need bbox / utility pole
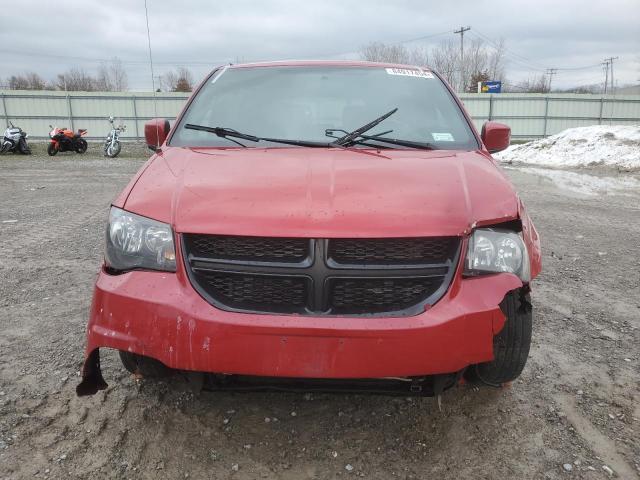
[603,56,619,93]
[602,60,610,94]
[546,68,557,92]
[454,26,471,92]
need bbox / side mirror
[481,121,511,154]
[144,118,171,151]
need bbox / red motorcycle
[47,125,88,156]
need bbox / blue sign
[480,81,502,93]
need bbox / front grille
[183,235,460,317]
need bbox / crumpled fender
[518,197,542,280]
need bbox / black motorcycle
[47,125,88,156]
[1,122,31,154]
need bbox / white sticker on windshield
[385,68,434,79]
[432,132,455,142]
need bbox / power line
[0,48,230,66]
[471,29,607,75]
[555,63,603,71]
[399,30,452,45]
[471,29,547,72]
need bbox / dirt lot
[1,144,638,480]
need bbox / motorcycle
[103,116,126,158]
[47,125,88,156]
[1,122,31,155]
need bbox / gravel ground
[0,145,638,479]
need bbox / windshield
[170,65,478,150]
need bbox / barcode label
[385,68,434,79]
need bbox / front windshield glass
[170,65,478,150]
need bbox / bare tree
[7,72,47,90]
[96,57,128,91]
[429,40,459,86]
[360,42,428,65]
[360,38,507,92]
[56,68,98,91]
[506,75,549,93]
[160,67,194,92]
[486,38,507,82]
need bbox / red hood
[121,147,518,237]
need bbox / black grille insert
[196,271,308,313]
[185,234,309,263]
[183,235,460,317]
[328,237,456,265]
[329,277,444,314]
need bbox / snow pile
[495,125,640,170]
[504,166,640,196]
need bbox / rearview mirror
[481,121,511,154]
[144,118,171,151]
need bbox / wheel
[75,138,88,154]
[106,141,121,158]
[47,143,58,156]
[18,138,31,155]
[472,290,532,386]
[119,351,170,378]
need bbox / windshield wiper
[351,134,434,150]
[331,108,398,146]
[326,128,434,150]
[185,123,331,148]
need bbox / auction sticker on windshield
[432,132,455,142]
[385,68,434,79]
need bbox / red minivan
[78,61,541,397]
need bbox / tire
[473,290,532,386]
[119,351,170,378]
[18,138,31,155]
[47,143,58,156]
[106,141,121,158]
[75,138,88,154]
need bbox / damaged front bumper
[77,268,523,396]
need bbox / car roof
[227,60,433,71]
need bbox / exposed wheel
[106,141,121,158]
[119,351,170,378]
[47,143,58,156]
[75,138,88,154]
[472,290,532,386]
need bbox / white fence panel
[2,90,639,140]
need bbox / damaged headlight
[464,228,530,281]
[105,207,176,272]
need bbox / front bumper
[78,263,523,395]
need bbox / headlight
[105,207,176,272]
[464,228,530,281]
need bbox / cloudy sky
[2,0,638,91]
